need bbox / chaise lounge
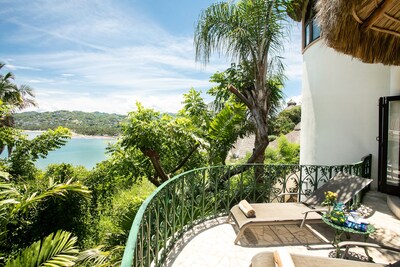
[250,250,385,267]
[227,173,372,244]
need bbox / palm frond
[78,246,124,267]
[0,198,19,206]
[0,62,36,112]
[13,84,37,111]
[77,246,111,266]
[195,0,288,68]
[5,230,78,267]
[208,102,247,163]
[0,183,20,222]
[13,179,90,215]
[0,183,20,198]
[195,2,243,64]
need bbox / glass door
[379,96,400,196]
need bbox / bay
[25,131,115,170]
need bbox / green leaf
[5,230,79,267]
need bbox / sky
[0,0,302,115]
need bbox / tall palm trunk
[195,0,288,194]
[246,58,270,164]
[251,86,269,192]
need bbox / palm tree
[194,0,289,165]
[0,63,37,156]
[0,63,36,113]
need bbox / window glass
[387,101,400,186]
[312,21,320,40]
[303,0,320,49]
[305,22,311,47]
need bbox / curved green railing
[121,155,371,267]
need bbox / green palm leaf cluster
[78,245,124,267]
[0,173,91,266]
[0,63,36,113]
[5,230,78,267]
[195,0,288,67]
[0,63,37,157]
[14,178,91,215]
[208,102,247,164]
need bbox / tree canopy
[194,0,291,165]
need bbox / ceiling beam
[383,12,400,24]
[361,0,396,31]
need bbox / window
[305,22,311,47]
[312,21,320,40]
[303,0,320,49]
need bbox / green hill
[14,111,126,136]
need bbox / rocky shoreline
[23,130,116,140]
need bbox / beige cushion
[273,248,295,267]
[250,251,384,267]
[238,200,256,218]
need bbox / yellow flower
[324,191,338,202]
[322,191,338,207]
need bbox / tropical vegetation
[14,111,125,136]
[194,0,291,164]
[0,63,36,117]
[269,104,301,139]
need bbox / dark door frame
[378,95,400,196]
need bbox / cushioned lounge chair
[250,251,384,267]
[339,241,400,263]
[227,174,372,244]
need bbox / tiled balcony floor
[164,191,400,267]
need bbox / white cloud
[1,0,302,114]
[282,24,302,81]
[2,0,173,51]
[4,63,42,71]
[28,78,55,84]
[25,90,185,114]
[4,37,223,113]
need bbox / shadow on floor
[234,223,329,247]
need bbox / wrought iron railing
[121,155,372,267]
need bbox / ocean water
[25,132,115,170]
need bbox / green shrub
[265,135,300,164]
[96,180,155,247]
[27,164,92,248]
[269,105,301,136]
[268,135,278,142]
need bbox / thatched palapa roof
[315,0,400,65]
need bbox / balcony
[121,155,400,266]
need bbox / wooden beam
[361,0,396,31]
[383,12,400,24]
[371,25,400,37]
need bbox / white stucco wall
[300,41,391,186]
[390,66,400,95]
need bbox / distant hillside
[14,111,126,136]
